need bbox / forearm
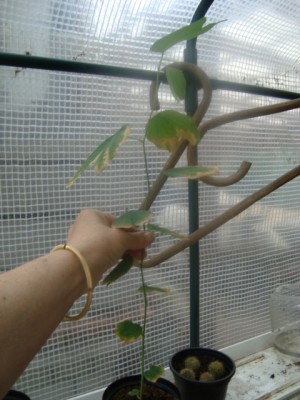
[0,209,154,397]
[0,249,88,397]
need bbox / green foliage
[128,389,140,397]
[165,165,219,179]
[138,285,170,294]
[102,255,134,285]
[150,17,220,53]
[144,365,165,382]
[165,66,186,101]
[147,223,187,239]
[146,110,200,152]
[112,210,152,228]
[115,320,143,343]
[67,125,130,188]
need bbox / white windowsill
[69,332,300,400]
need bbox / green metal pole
[185,0,215,349]
[0,52,160,82]
[184,45,200,348]
[1,52,298,100]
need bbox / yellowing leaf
[165,165,219,179]
[66,125,130,188]
[102,255,134,285]
[146,110,200,152]
[93,125,130,173]
[138,285,170,294]
[112,210,152,228]
[115,320,143,343]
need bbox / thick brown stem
[199,98,300,136]
[200,160,252,187]
[141,63,212,210]
[140,139,189,210]
[142,164,300,268]
[140,64,300,267]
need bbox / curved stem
[140,63,212,210]
[200,160,252,187]
[170,62,212,126]
[143,54,165,197]
[141,164,300,268]
[142,67,300,212]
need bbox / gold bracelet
[51,244,93,321]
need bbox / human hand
[67,209,155,286]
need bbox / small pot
[103,374,181,400]
[170,347,235,400]
[4,390,31,400]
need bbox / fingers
[70,209,155,262]
[124,230,155,250]
[123,231,155,261]
[126,248,145,260]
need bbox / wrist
[51,244,94,321]
[49,248,86,295]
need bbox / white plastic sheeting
[1,0,300,398]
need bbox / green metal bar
[212,79,300,100]
[1,52,299,100]
[185,45,200,348]
[0,52,159,82]
[185,0,215,349]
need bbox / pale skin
[0,209,155,398]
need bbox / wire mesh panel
[1,0,300,399]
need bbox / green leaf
[115,320,143,343]
[102,255,134,285]
[112,210,152,228]
[144,365,165,382]
[166,67,186,101]
[128,389,140,397]
[66,125,130,188]
[138,285,170,294]
[165,165,219,179]
[150,18,221,53]
[146,110,200,152]
[147,223,188,240]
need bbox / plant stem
[139,257,148,399]
[142,131,152,194]
[142,163,300,268]
[139,53,164,399]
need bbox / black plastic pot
[103,374,181,399]
[4,390,31,400]
[170,347,236,400]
